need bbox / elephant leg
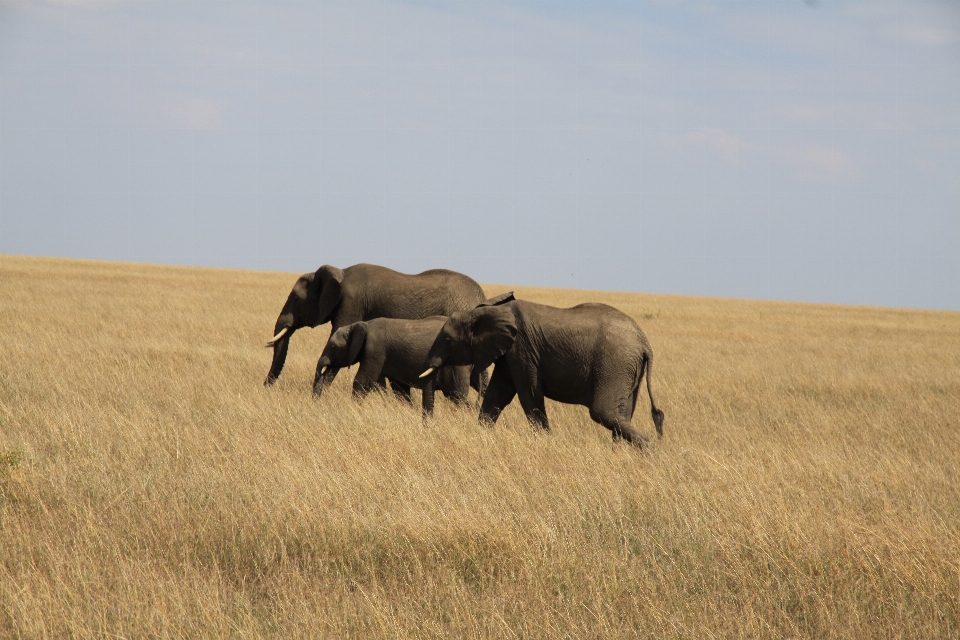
[441,367,471,407]
[590,375,651,446]
[479,364,516,426]
[390,380,413,404]
[353,362,385,398]
[589,404,649,448]
[515,376,549,431]
[313,363,341,398]
[447,389,470,406]
[470,366,489,403]
[353,377,381,397]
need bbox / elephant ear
[315,265,345,325]
[476,291,515,308]
[347,322,367,365]
[470,305,517,370]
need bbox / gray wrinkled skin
[263,263,486,396]
[316,317,473,417]
[424,298,664,447]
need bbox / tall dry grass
[0,254,958,638]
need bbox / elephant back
[414,268,486,311]
[345,266,485,323]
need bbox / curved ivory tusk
[419,367,436,379]
[265,327,289,347]
[320,365,329,376]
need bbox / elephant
[315,316,473,417]
[420,293,664,447]
[264,263,487,397]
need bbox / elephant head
[315,322,367,383]
[264,265,344,385]
[421,304,518,377]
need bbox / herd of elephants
[263,263,664,448]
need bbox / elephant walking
[316,317,473,417]
[421,294,664,447]
[263,263,486,396]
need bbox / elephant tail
[640,350,664,438]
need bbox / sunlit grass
[1,255,958,638]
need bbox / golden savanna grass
[1,254,958,638]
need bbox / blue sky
[1,1,958,309]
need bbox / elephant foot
[478,412,499,428]
[526,408,549,430]
[611,428,650,449]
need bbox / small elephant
[421,293,664,446]
[263,263,487,397]
[316,316,473,417]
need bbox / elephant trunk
[423,353,446,373]
[470,366,489,397]
[264,331,293,386]
[316,355,332,377]
[313,365,339,398]
[420,354,446,379]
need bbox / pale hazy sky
[2,1,958,309]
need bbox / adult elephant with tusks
[421,293,664,447]
[264,263,487,397]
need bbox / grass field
[1,254,958,638]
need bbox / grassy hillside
[1,254,958,638]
